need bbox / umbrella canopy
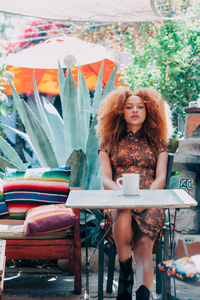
[0,0,163,22]
[0,0,197,22]
[0,36,124,95]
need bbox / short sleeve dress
[99,128,168,250]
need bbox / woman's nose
[132,106,137,112]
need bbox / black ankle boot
[136,285,150,300]
[116,257,133,300]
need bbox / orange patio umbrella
[0,36,123,95]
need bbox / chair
[0,187,82,296]
[158,239,200,300]
[98,153,174,300]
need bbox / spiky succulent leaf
[85,115,100,189]
[0,123,41,167]
[34,77,64,166]
[0,172,4,179]
[92,61,104,115]
[77,68,91,151]
[0,136,25,169]
[21,100,59,167]
[66,149,88,188]
[58,61,66,113]
[62,68,80,157]
[33,76,54,143]
[42,97,66,166]
[103,66,118,98]
[0,155,18,171]
[0,124,32,144]
[10,83,24,124]
[23,149,40,168]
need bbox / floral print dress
[99,129,168,251]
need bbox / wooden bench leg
[0,240,6,300]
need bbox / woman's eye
[138,106,144,109]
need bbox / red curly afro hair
[96,87,168,152]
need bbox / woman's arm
[99,151,121,190]
[134,151,168,213]
[150,151,168,190]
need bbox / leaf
[0,136,25,169]
[93,61,104,115]
[77,68,91,151]
[62,68,81,156]
[79,210,96,225]
[22,149,40,168]
[58,61,66,112]
[0,155,18,171]
[42,97,67,166]
[0,124,32,144]
[33,75,54,144]
[0,172,4,179]
[103,66,118,98]
[21,100,59,168]
[10,83,24,124]
[66,149,88,188]
[85,115,100,189]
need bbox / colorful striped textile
[158,255,200,284]
[0,186,9,218]
[24,204,78,236]
[3,166,71,219]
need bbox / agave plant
[0,61,117,190]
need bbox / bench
[0,207,81,297]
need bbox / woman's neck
[127,125,142,134]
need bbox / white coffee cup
[116,173,139,195]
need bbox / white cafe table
[67,189,197,209]
[67,189,197,300]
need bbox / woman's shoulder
[98,142,110,154]
[158,140,168,153]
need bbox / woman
[96,87,169,300]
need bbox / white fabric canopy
[0,36,129,68]
[0,0,166,22]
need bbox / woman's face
[123,95,146,133]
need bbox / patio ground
[2,260,200,300]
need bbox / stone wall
[172,108,200,235]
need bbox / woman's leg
[112,209,133,261]
[133,222,154,299]
[112,209,134,300]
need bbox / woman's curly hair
[96,87,168,152]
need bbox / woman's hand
[150,151,168,190]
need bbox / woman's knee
[112,210,133,242]
[112,209,132,223]
[133,236,153,258]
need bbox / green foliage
[0,66,12,118]
[0,62,117,190]
[80,209,104,246]
[120,19,200,124]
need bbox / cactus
[0,61,117,189]
[66,149,87,188]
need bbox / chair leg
[162,228,171,300]
[156,239,163,294]
[98,228,104,300]
[106,244,117,293]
